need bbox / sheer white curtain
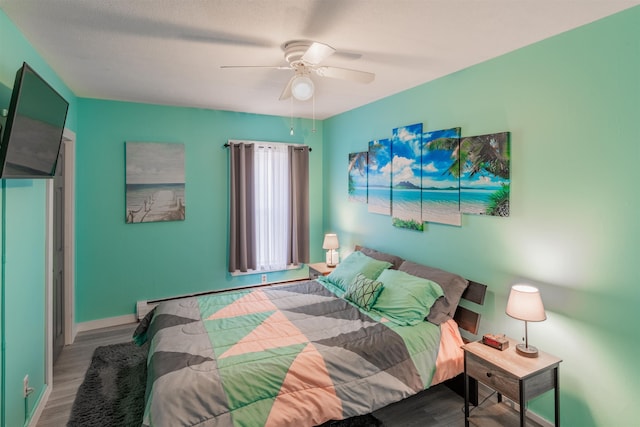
[254,143,290,271]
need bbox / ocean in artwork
[460,188,498,215]
[349,186,368,204]
[391,188,422,222]
[367,187,391,215]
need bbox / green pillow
[344,273,384,310]
[372,269,445,325]
[326,251,392,291]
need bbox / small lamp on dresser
[506,284,547,357]
[322,233,339,267]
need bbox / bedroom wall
[75,99,324,324]
[0,8,78,427]
[323,6,639,427]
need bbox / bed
[134,246,486,427]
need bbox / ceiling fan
[221,40,375,101]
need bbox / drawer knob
[486,372,492,378]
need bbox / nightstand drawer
[466,353,519,401]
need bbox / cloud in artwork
[423,162,437,173]
[391,155,418,185]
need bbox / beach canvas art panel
[126,142,186,223]
[391,123,423,231]
[421,127,462,226]
[367,138,392,215]
[348,152,368,203]
[460,132,510,216]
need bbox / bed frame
[448,280,487,405]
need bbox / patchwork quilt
[134,279,443,427]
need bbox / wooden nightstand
[308,262,335,279]
[463,338,562,427]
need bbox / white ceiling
[1,0,639,119]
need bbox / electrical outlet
[261,274,267,284]
[23,375,29,398]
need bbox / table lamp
[322,233,339,267]
[506,284,547,357]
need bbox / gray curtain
[228,143,256,272]
[288,145,310,264]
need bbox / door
[52,142,66,363]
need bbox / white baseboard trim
[76,314,137,332]
[27,383,51,427]
[501,396,554,427]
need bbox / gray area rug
[69,340,383,427]
[68,341,148,427]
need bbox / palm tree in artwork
[459,133,509,181]
[348,152,368,194]
[426,133,510,216]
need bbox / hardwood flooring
[36,323,138,427]
[36,323,543,427]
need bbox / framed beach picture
[421,127,462,226]
[348,151,368,203]
[367,138,392,216]
[391,123,423,231]
[125,142,186,223]
[460,132,510,216]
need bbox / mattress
[134,279,464,427]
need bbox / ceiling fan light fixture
[291,75,314,101]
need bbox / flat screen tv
[0,62,69,179]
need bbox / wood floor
[36,323,543,427]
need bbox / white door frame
[36,128,76,426]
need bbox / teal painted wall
[1,8,78,427]
[75,99,325,323]
[324,6,640,426]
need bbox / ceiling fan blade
[314,66,375,83]
[279,75,294,100]
[220,65,291,70]
[301,42,336,65]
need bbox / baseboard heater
[135,278,308,321]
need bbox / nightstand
[463,337,562,427]
[308,262,335,279]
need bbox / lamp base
[325,249,338,267]
[515,343,539,358]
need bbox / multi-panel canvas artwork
[348,123,510,229]
[126,142,186,223]
[348,152,368,203]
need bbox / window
[228,141,309,273]
[254,144,289,271]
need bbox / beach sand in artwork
[127,188,185,223]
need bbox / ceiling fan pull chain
[290,96,294,136]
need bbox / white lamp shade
[322,233,339,250]
[291,75,314,101]
[506,284,547,322]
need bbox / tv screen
[0,62,69,179]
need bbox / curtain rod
[223,142,312,152]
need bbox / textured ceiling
[1,0,638,119]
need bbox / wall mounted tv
[0,62,69,179]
